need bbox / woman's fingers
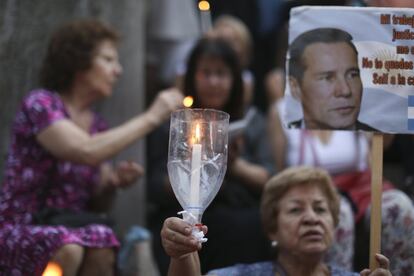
[115,161,145,187]
[163,218,194,243]
[161,217,202,258]
[147,88,184,126]
[375,253,390,270]
[164,226,198,247]
[360,269,371,276]
[118,161,144,175]
[359,254,391,276]
[200,225,208,235]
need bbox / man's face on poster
[291,42,363,129]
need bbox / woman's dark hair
[40,19,120,92]
[288,28,357,83]
[183,37,244,121]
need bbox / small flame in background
[42,262,62,276]
[198,0,210,11]
[183,96,194,108]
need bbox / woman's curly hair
[40,19,119,93]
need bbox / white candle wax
[200,10,212,33]
[198,1,212,34]
[190,143,201,211]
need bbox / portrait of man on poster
[287,27,377,131]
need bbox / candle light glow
[183,96,194,108]
[42,262,62,276]
[198,0,210,11]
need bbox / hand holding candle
[167,109,229,243]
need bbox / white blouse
[284,129,369,175]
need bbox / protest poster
[284,6,414,133]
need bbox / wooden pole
[369,133,383,270]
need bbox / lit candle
[198,0,212,34]
[190,123,202,213]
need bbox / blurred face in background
[214,25,247,68]
[195,55,233,110]
[77,40,122,98]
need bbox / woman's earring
[271,240,278,247]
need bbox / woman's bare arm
[168,252,201,276]
[37,88,183,166]
[161,217,206,276]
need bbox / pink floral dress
[0,90,119,275]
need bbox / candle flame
[198,0,210,11]
[195,124,201,143]
[183,96,194,108]
[42,262,62,276]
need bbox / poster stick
[369,133,383,270]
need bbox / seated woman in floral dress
[0,19,183,275]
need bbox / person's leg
[378,189,414,275]
[79,247,115,276]
[51,244,84,276]
[324,196,355,270]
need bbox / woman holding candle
[147,36,275,274]
[267,72,414,274]
[161,166,392,276]
[0,19,183,275]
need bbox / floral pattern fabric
[0,90,119,275]
[207,261,358,276]
[377,190,414,275]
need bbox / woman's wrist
[171,252,193,260]
[143,109,161,130]
[169,252,201,276]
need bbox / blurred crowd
[146,0,414,275]
[0,0,413,275]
